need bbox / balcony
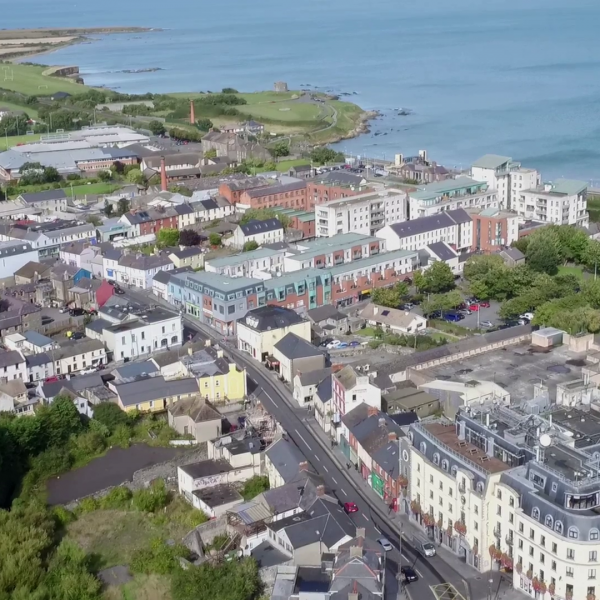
[506,534,514,546]
[493,527,502,538]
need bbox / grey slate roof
[298,367,331,387]
[23,330,54,347]
[20,189,68,204]
[244,180,305,198]
[274,333,322,360]
[307,304,347,323]
[112,361,159,382]
[389,210,469,238]
[0,350,24,368]
[25,352,52,367]
[426,241,457,262]
[500,247,525,261]
[85,317,110,334]
[313,171,364,186]
[371,440,400,479]
[240,218,283,236]
[316,376,332,404]
[446,208,473,224]
[265,438,312,484]
[241,305,305,332]
[169,246,203,259]
[113,376,198,407]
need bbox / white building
[419,241,462,275]
[25,353,55,383]
[514,179,588,227]
[471,154,541,210]
[190,197,234,223]
[376,208,473,254]
[0,350,27,383]
[53,339,106,375]
[360,303,427,335]
[205,246,285,279]
[232,218,284,249]
[59,241,101,269]
[331,365,382,424]
[103,251,174,289]
[101,308,183,361]
[0,241,39,281]
[408,177,498,219]
[315,188,406,237]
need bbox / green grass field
[557,265,585,279]
[588,196,600,223]
[0,132,41,151]
[0,99,39,118]
[69,183,120,196]
[0,63,91,96]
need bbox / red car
[479,301,490,308]
[469,304,480,312]
[344,502,359,514]
[45,376,59,383]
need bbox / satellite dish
[539,433,552,447]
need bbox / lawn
[0,132,41,151]
[103,574,171,600]
[557,265,585,279]
[0,98,39,118]
[0,62,91,96]
[70,183,120,196]
[356,326,380,337]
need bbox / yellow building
[169,247,205,270]
[180,344,247,402]
[109,375,200,413]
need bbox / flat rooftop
[419,342,588,402]
[192,483,242,507]
[547,407,600,447]
[422,423,511,474]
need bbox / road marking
[362,514,369,522]
[374,526,382,533]
[402,554,409,561]
[314,455,321,462]
[323,465,328,472]
[263,390,278,407]
[294,429,313,451]
[341,488,348,495]
[332,477,338,484]
[416,569,423,578]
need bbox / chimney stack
[368,406,379,417]
[190,99,196,125]
[299,461,308,472]
[356,527,366,538]
[316,485,325,497]
[160,156,168,192]
[388,432,397,441]
[349,547,363,559]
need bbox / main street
[121,286,473,600]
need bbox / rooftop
[472,154,513,170]
[240,305,306,332]
[192,483,242,507]
[205,247,280,269]
[410,176,487,202]
[274,333,323,360]
[329,248,417,276]
[179,459,233,479]
[180,271,262,294]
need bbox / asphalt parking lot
[413,299,504,330]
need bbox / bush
[130,538,189,575]
[77,497,100,513]
[72,430,106,458]
[53,505,76,527]
[93,402,130,433]
[109,423,132,448]
[132,479,169,513]
[100,486,132,509]
[240,475,269,500]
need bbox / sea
[6,0,600,181]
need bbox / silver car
[377,537,393,552]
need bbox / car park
[377,537,393,552]
[401,566,418,583]
[468,303,480,312]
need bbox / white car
[326,340,341,349]
[480,320,494,328]
[377,537,393,552]
[519,312,535,321]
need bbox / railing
[505,535,513,545]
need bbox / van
[444,312,463,322]
[413,533,436,557]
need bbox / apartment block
[408,177,499,219]
[467,207,520,252]
[315,188,406,237]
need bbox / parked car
[115,287,125,295]
[41,317,54,325]
[337,342,349,348]
[518,318,529,325]
[59,306,70,314]
[444,313,463,322]
[520,312,535,321]
[70,308,85,316]
[344,502,359,514]
[401,566,418,583]
[45,376,59,383]
[349,341,360,347]
[480,320,494,328]
[70,332,85,340]
[326,340,341,349]
[479,300,491,308]
[377,537,393,552]
[79,367,95,375]
[468,304,480,312]
[425,310,442,319]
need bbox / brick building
[467,207,519,252]
[238,180,307,210]
[218,177,270,205]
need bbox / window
[474,505,478,515]
[420,442,426,453]
[497,490,503,500]
[541,535,545,547]
[540,553,545,564]
[430,491,434,500]
[518,540,523,550]
[545,515,553,529]
[430,475,434,484]
[532,507,540,520]
[590,569,597,580]
[552,542,557,554]
[433,453,440,465]
[567,549,575,560]
[566,567,574,578]
[451,466,457,477]
[439,482,443,491]
[519,523,524,533]
[529,547,534,557]
[497,506,502,516]
[555,521,564,535]
[477,481,484,493]
[551,561,556,571]
[590,551,598,562]
[568,527,579,539]
[530,529,535,540]
[441,459,449,471]
[591,530,599,541]
[509,497,515,508]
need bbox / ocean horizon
[6,0,600,182]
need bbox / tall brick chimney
[160,156,168,191]
[190,99,195,124]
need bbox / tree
[168,184,192,197]
[222,87,239,94]
[169,127,202,142]
[196,118,213,132]
[117,197,131,216]
[583,240,600,272]
[243,240,259,252]
[422,261,455,294]
[86,215,102,227]
[92,403,130,434]
[41,396,83,448]
[412,270,426,292]
[148,120,166,136]
[179,229,201,246]
[555,225,590,263]
[126,168,146,185]
[526,235,560,275]
[204,148,217,159]
[240,208,290,230]
[103,200,114,218]
[157,228,180,247]
[171,557,260,600]
[463,254,504,281]
[209,232,222,246]
[371,286,401,308]
[43,166,61,183]
[97,170,112,182]
[269,140,290,158]
[310,147,345,165]
[240,475,270,500]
